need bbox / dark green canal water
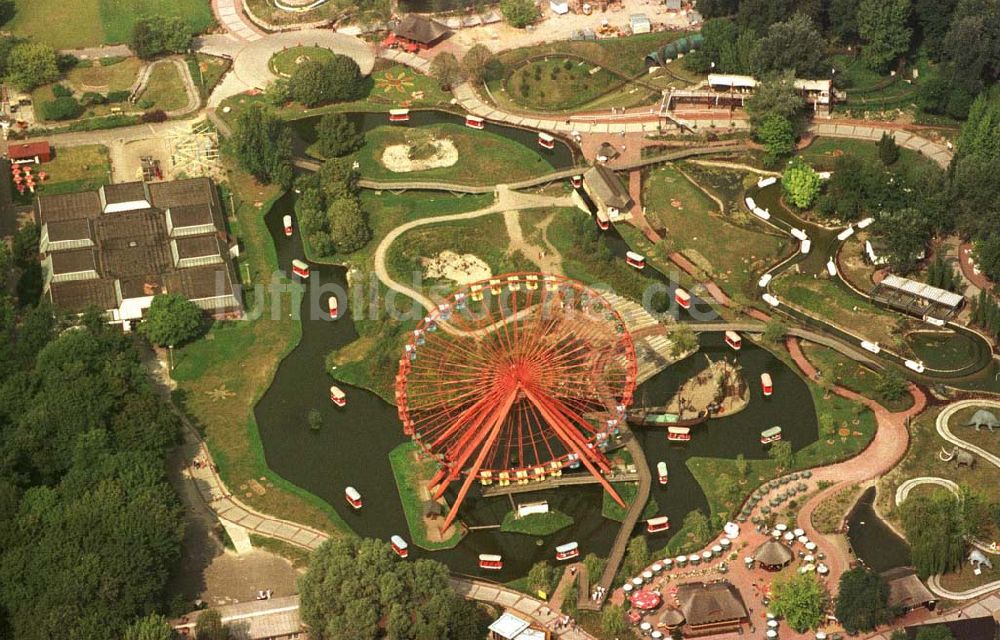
[845,486,911,572]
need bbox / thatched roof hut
[754,539,793,570]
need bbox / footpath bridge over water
[480,470,640,497]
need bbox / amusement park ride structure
[395,273,640,531]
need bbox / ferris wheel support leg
[523,388,626,508]
[440,392,518,532]
[431,391,513,500]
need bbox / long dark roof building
[393,14,450,45]
[676,580,749,635]
[35,178,241,325]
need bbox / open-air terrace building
[675,580,749,636]
[870,273,964,324]
[36,178,242,328]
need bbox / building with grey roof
[35,177,241,326]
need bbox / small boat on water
[571,175,582,188]
[725,330,742,351]
[596,213,610,230]
[465,115,484,129]
[391,535,409,558]
[345,486,363,509]
[657,461,668,485]
[761,373,773,397]
[760,426,782,444]
[330,385,347,407]
[626,251,645,269]
[555,542,579,561]
[328,295,339,319]
[283,215,293,237]
[479,554,503,570]
[758,273,772,288]
[675,288,691,310]
[389,108,410,123]
[667,426,691,442]
[538,132,555,150]
[291,259,310,279]
[647,516,670,534]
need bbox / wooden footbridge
[480,470,639,497]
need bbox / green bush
[106,91,131,104]
[40,97,84,121]
[67,114,143,132]
[80,92,107,106]
[51,84,73,98]
[100,56,128,67]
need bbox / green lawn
[324,191,493,402]
[499,58,620,112]
[221,64,454,126]
[388,443,464,550]
[643,164,791,300]
[352,123,555,186]
[495,31,693,77]
[500,510,574,536]
[189,54,231,100]
[602,481,658,522]
[796,137,938,173]
[21,145,111,201]
[688,381,876,522]
[9,0,214,48]
[67,57,142,92]
[771,272,916,349]
[801,343,914,413]
[137,61,187,111]
[269,46,337,77]
[522,207,656,304]
[246,0,339,25]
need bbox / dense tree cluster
[834,568,893,633]
[295,159,372,256]
[130,16,194,59]
[770,572,828,632]
[315,113,366,159]
[899,488,968,578]
[287,55,366,107]
[229,104,293,188]
[139,293,205,347]
[0,304,183,639]
[299,537,486,639]
[500,0,540,28]
[782,159,823,208]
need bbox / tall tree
[835,568,892,633]
[899,489,966,578]
[124,614,175,640]
[430,52,464,90]
[315,113,365,158]
[754,14,828,77]
[299,537,484,639]
[130,16,192,59]
[500,0,540,28]
[229,104,293,187]
[746,71,806,132]
[827,0,861,41]
[462,44,500,84]
[138,293,204,347]
[914,0,959,61]
[326,197,371,254]
[6,42,59,91]
[782,159,823,208]
[770,573,828,632]
[857,0,913,72]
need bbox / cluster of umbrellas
[746,471,812,517]
[11,163,46,194]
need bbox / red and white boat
[391,535,409,558]
[760,373,773,397]
[345,486,363,509]
[538,132,555,150]
[465,115,485,129]
[283,215,293,237]
[657,461,668,485]
[389,108,410,123]
[646,516,670,534]
[667,426,691,442]
[675,288,691,310]
[571,175,582,188]
[724,330,741,351]
[555,542,579,561]
[291,259,310,279]
[479,554,503,570]
[625,251,645,269]
[596,211,610,230]
[330,385,347,407]
[328,296,339,319]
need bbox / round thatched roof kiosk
[659,606,685,629]
[754,539,793,570]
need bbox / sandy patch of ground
[381,139,458,173]
[422,250,491,285]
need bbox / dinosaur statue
[939,446,977,468]
[970,549,994,570]
[964,409,999,433]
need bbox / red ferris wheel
[395,273,639,531]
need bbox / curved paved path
[895,476,960,505]
[197,30,374,107]
[937,399,1000,469]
